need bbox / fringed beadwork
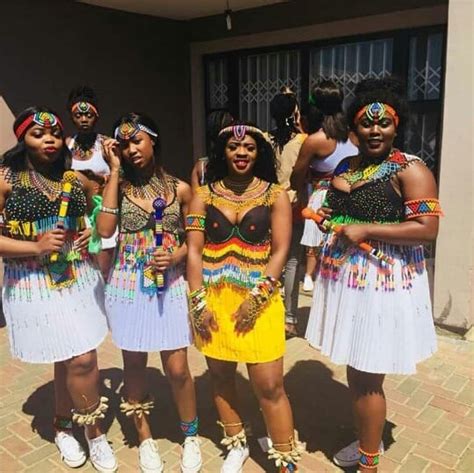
[180,417,199,437]
[404,198,443,219]
[119,395,155,418]
[268,436,304,470]
[217,421,247,450]
[358,448,380,469]
[72,396,109,426]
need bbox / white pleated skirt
[301,188,327,248]
[305,244,437,375]
[3,259,108,364]
[105,265,192,352]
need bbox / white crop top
[311,139,358,174]
[68,134,110,176]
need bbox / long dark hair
[206,121,278,183]
[307,79,348,141]
[269,90,299,151]
[2,106,71,173]
[112,112,173,194]
[206,109,234,150]
[347,77,409,132]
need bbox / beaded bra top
[119,177,184,243]
[4,169,86,224]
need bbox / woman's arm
[290,132,336,192]
[96,139,121,238]
[266,189,292,279]
[341,162,440,246]
[186,193,206,291]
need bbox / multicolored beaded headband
[114,122,158,141]
[354,102,400,127]
[14,112,63,140]
[71,101,99,117]
[218,124,266,141]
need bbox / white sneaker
[302,274,314,292]
[85,433,118,473]
[55,431,87,468]
[181,436,202,473]
[139,438,164,473]
[220,445,250,473]
[333,440,384,467]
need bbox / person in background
[290,80,358,292]
[66,85,115,280]
[268,87,307,337]
[190,110,234,190]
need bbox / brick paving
[0,292,473,472]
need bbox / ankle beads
[268,436,304,471]
[217,421,247,450]
[120,395,155,419]
[72,396,109,426]
[358,448,380,469]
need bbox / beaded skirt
[305,233,437,374]
[194,284,285,363]
[3,249,108,364]
[105,230,192,352]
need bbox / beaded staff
[153,197,167,294]
[301,207,394,265]
[50,171,76,262]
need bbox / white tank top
[311,139,358,174]
[68,134,110,176]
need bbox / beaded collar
[335,149,419,187]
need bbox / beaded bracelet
[100,205,119,215]
[188,286,207,333]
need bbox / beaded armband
[185,213,206,232]
[404,198,443,219]
[188,286,207,333]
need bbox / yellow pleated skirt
[194,284,285,363]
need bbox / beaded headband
[71,101,99,117]
[218,124,266,141]
[14,112,63,140]
[114,122,158,141]
[354,102,400,127]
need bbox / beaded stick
[50,171,76,262]
[153,197,167,294]
[302,207,394,265]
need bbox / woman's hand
[73,228,91,252]
[151,249,175,271]
[194,308,218,342]
[339,224,372,245]
[36,229,66,256]
[103,138,122,172]
[316,206,333,232]
[233,299,256,335]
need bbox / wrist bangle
[100,206,119,215]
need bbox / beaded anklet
[120,395,155,419]
[72,396,109,426]
[358,447,380,469]
[180,416,199,437]
[217,420,247,450]
[53,415,73,432]
[268,436,304,471]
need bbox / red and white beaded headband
[114,121,158,141]
[354,102,400,128]
[14,112,63,140]
[218,124,266,141]
[71,101,99,117]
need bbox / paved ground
[0,293,473,472]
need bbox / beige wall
[0,97,16,155]
[433,0,474,332]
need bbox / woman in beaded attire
[305,78,442,472]
[0,107,117,472]
[97,112,202,473]
[290,80,358,292]
[187,122,303,473]
[66,85,115,279]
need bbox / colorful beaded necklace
[18,169,64,201]
[211,178,270,212]
[338,149,407,187]
[121,175,166,201]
